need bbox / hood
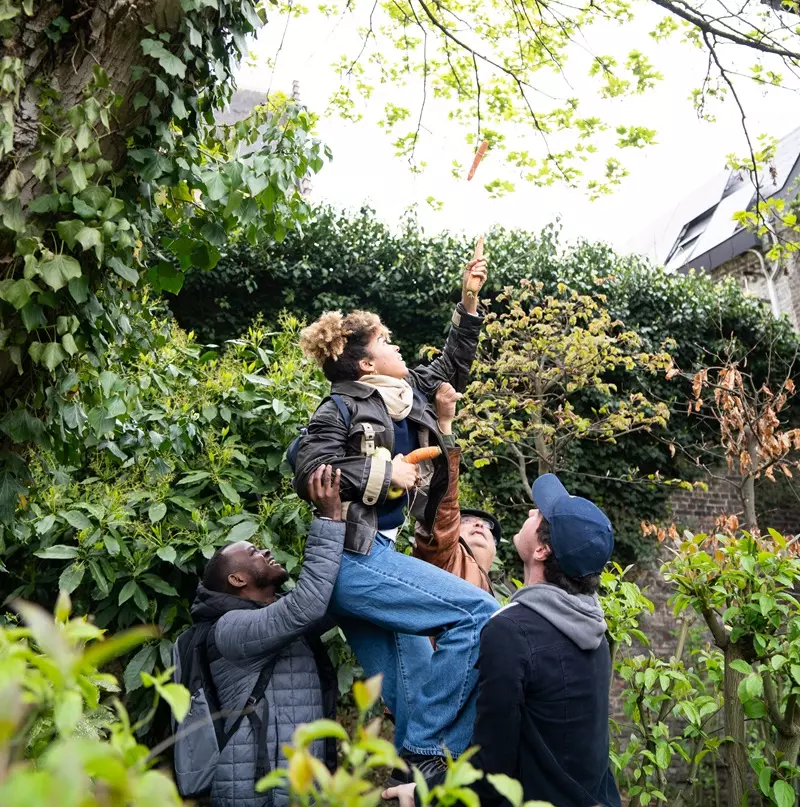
[510,583,608,650]
[190,583,265,623]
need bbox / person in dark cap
[385,472,622,807]
[412,383,500,594]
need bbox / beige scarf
[358,374,414,421]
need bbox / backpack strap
[219,653,279,754]
[329,393,352,429]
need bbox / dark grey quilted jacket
[190,518,345,807]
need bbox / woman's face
[361,329,408,379]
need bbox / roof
[628,125,800,273]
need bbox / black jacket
[424,585,622,807]
[294,304,483,554]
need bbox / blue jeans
[329,534,499,756]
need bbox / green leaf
[171,96,188,119]
[54,690,84,737]
[62,333,78,356]
[109,257,139,284]
[76,226,103,260]
[133,582,149,613]
[148,502,167,523]
[64,510,92,531]
[68,275,89,303]
[103,533,120,556]
[1,199,25,232]
[486,774,523,807]
[39,341,67,371]
[35,545,79,560]
[69,162,88,192]
[56,219,85,248]
[773,780,794,807]
[82,625,158,669]
[141,574,177,597]
[226,520,258,543]
[39,254,82,291]
[729,660,752,675]
[219,480,240,504]
[758,766,772,798]
[124,644,158,692]
[59,562,85,594]
[293,720,350,748]
[158,681,191,722]
[156,545,177,564]
[0,278,41,310]
[118,579,138,605]
[141,38,187,78]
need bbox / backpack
[172,621,278,799]
[286,393,351,473]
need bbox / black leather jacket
[294,304,483,554]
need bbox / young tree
[669,354,800,533]
[460,279,673,499]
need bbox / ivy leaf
[40,342,68,372]
[203,170,227,202]
[56,219,85,248]
[109,257,139,284]
[171,96,188,119]
[0,278,41,310]
[148,502,167,523]
[76,226,103,261]
[141,38,187,78]
[59,562,86,594]
[68,276,89,303]
[39,254,82,291]
[61,333,78,356]
[21,302,46,332]
[69,162,88,192]
[1,198,25,232]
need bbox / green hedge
[171,207,800,563]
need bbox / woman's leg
[329,535,498,756]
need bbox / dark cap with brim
[531,474,614,578]
[459,508,502,546]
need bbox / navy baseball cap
[460,508,502,546]
[531,474,614,578]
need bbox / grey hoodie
[509,582,608,650]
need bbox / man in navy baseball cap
[529,472,614,578]
[384,474,621,807]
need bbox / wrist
[461,295,479,315]
[439,419,453,435]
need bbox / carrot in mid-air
[467,140,488,181]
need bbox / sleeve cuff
[453,302,485,328]
[441,433,457,449]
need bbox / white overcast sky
[237,5,800,254]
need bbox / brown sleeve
[413,446,462,571]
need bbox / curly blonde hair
[300,310,390,380]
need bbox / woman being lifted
[294,248,498,777]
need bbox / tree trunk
[723,643,749,807]
[1,0,182,390]
[740,432,759,534]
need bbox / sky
[236,3,800,256]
